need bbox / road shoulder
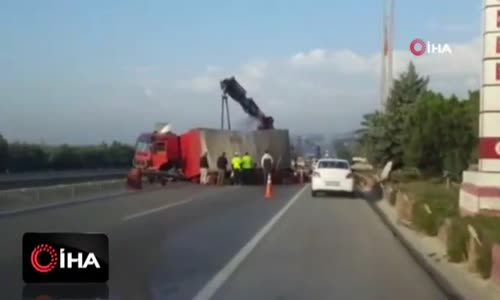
[373,197,500,300]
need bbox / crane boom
[220,76,274,130]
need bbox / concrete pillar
[460,0,500,216]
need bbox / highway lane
[213,187,447,300]
[0,183,448,300]
[0,182,302,300]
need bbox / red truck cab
[133,131,181,173]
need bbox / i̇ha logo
[30,243,101,273]
[410,38,452,56]
[23,232,109,283]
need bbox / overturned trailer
[182,128,292,183]
[132,127,295,185]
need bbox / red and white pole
[460,0,500,216]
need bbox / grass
[390,168,422,183]
[398,179,500,278]
[398,180,459,236]
[468,216,500,278]
[446,217,469,262]
[378,167,500,279]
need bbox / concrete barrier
[466,235,480,273]
[437,218,453,246]
[491,244,500,286]
[395,191,414,226]
[384,185,397,206]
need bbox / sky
[0,0,482,144]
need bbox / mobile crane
[128,76,293,187]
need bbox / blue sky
[0,0,482,144]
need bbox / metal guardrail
[0,170,127,190]
[0,179,127,211]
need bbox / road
[0,183,447,300]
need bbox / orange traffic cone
[265,174,273,199]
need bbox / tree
[51,145,82,170]
[355,59,479,178]
[0,134,8,172]
[384,62,429,167]
[400,90,478,177]
[334,140,353,161]
[7,143,49,172]
[356,111,391,166]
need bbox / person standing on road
[261,150,274,184]
[231,152,242,185]
[199,152,209,184]
[241,152,253,185]
[216,152,228,185]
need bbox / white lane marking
[122,197,197,221]
[122,186,240,221]
[192,184,309,300]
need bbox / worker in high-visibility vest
[241,152,254,185]
[231,152,242,185]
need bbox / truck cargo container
[132,127,294,184]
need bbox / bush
[413,201,442,235]
[445,216,500,278]
[469,216,500,278]
[390,168,422,183]
[401,181,459,236]
[447,218,469,262]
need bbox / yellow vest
[241,155,253,169]
[231,157,242,170]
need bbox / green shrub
[469,216,500,278]
[428,177,445,184]
[390,168,422,183]
[413,201,441,235]
[447,218,468,262]
[476,240,492,279]
[403,181,459,236]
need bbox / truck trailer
[132,126,294,184]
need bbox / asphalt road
[213,188,447,300]
[0,182,301,300]
[0,183,447,300]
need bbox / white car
[311,158,354,197]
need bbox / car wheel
[311,190,317,197]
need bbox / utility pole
[380,0,394,112]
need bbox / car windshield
[135,141,151,152]
[318,160,349,169]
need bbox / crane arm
[220,76,274,130]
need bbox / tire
[311,190,317,197]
